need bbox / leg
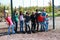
[33,23,36,32]
[37,22,39,31]
[8,26,11,34]
[31,22,34,32]
[28,25,30,32]
[45,23,48,32]
[20,21,22,32]
[15,22,18,33]
[21,21,23,32]
[11,25,15,34]
[40,22,43,32]
[25,22,27,32]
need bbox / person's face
[32,12,35,15]
[43,9,46,12]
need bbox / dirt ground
[0,17,60,40]
[0,29,60,40]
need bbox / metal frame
[52,0,55,29]
[10,0,55,29]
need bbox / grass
[48,13,60,17]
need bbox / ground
[0,17,60,40]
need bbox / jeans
[31,22,36,32]
[8,24,15,34]
[25,22,30,32]
[40,22,45,31]
[36,21,39,31]
[14,21,18,32]
[20,20,24,32]
[45,22,48,31]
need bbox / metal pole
[4,6,5,18]
[52,0,55,29]
[11,0,13,20]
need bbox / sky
[0,0,60,8]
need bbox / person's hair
[39,13,42,16]
[26,12,30,15]
[5,13,9,18]
[26,12,28,14]
[19,11,23,15]
[36,9,38,12]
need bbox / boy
[38,13,45,32]
[35,9,39,31]
[5,13,15,34]
[24,12,31,33]
[45,15,49,32]
[30,12,36,33]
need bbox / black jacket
[30,14,36,22]
[25,15,30,22]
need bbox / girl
[5,13,15,34]
[19,11,24,33]
[14,11,19,33]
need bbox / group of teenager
[5,9,49,34]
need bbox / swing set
[10,0,55,29]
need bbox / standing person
[5,13,15,34]
[30,12,36,33]
[19,11,24,33]
[12,10,16,24]
[14,11,19,33]
[24,12,31,33]
[38,13,45,32]
[35,9,39,31]
[41,8,47,31]
[45,15,49,32]
[42,8,46,18]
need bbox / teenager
[41,8,47,31]
[14,11,19,33]
[19,11,24,33]
[35,9,39,31]
[5,13,15,34]
[38,13,45,32]
[30,12,36,33]
[24,12,31,33]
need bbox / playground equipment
[10,0,55,29]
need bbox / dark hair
[26,12,30,15]
[19,11,23,15]
[36,9,38,12]
[39,13,41,16]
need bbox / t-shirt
[38,16,44,22]
[6,16,13,26]
[45,18,49,23]
[19,15,24,21]
[15,14,18,22]
[42,12,46,21]
[42,12,46,17]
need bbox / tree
[48,0,52,12]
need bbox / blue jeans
[45,22,48,31]
[20,21,24,32]
[8,24,15,34]
[25,22,30,32]
[40,22,45,31]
